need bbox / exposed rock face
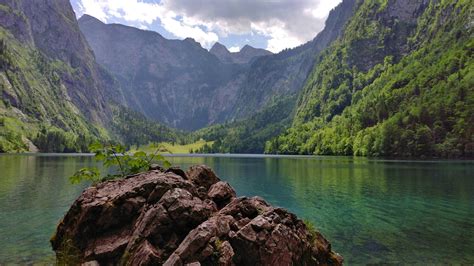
[52,165,342,265]
[0,0,120,124]
[78,0,356,130]
[347,0,430,72]
[78,15,243,130]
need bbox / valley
[0,0,472,158]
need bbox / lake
[0,154,473,264]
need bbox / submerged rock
[51,165,343,265]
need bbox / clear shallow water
[0,154,473,264]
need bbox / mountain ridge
[78,0,356,130]
[79,15,242,130]
[209,42,272,64]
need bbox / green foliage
[33,127,96,153]
[110,104,189,148]
[0,116,30,152]
[69,142,171,185]
[303,219,319,242]
[0,25,189,153]
[69,168,100,185]
[0,26,113,152]
[134,140,213,154]
[268,0,474,158]
[53,238,81,266]
[195,96,295,153]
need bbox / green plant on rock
[69,142,171,184]
[303,219,319,242]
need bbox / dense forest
[195,97,295,153]
[266,0,473,158]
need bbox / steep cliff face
[227,0,358,120]
[79,15,245,130]
[294,0,432,125]
[0,0,180,152]
[193,0,358,154]
[268,0,473,158]
[0,0,120,123]
[0,0,122,151]
[79,0,356,130]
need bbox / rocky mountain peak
[78,14,103,24]
[210,42,230,53]
[210,42,233,63]
[210,42,272,64]
[240,44,254,52]
[238,44,272,59]
[184,37,202,48]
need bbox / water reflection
[0,155,94,264]
[0,155,473,264]
[169,156,474,264]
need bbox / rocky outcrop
[51,165,343,265]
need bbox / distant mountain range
[209,42,273,64]
[77,0,355,131]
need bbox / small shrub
[69,142,171,185]
[303,219,319,242]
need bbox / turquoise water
[0,154,473,264]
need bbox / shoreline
[1,152,473,163]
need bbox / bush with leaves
[69,142,171,185]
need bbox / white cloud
[312,1,341,19]
[77,0,161,23]
[76,0,218,47]
[159,0,343,52]
[77,0,109,21]
[159,14,219,47]
[251,22,302,53]
[228,46,240,53]
[75,0,343,52]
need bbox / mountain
[0,0,182,152]
[78,1,355,130]
[3,0,468,158]
[266,0,473,158]
[0,0,117,152]
[194,0,358,153]
[79,15,246,130]
[226,0,357,121]
[209,42,272,64]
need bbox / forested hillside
[266,0,473,158]
[195,97,295,153]
[0,0,115,152]
[0,0,183,152]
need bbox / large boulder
[51,166,343,265]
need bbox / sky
[70,0,342,53]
